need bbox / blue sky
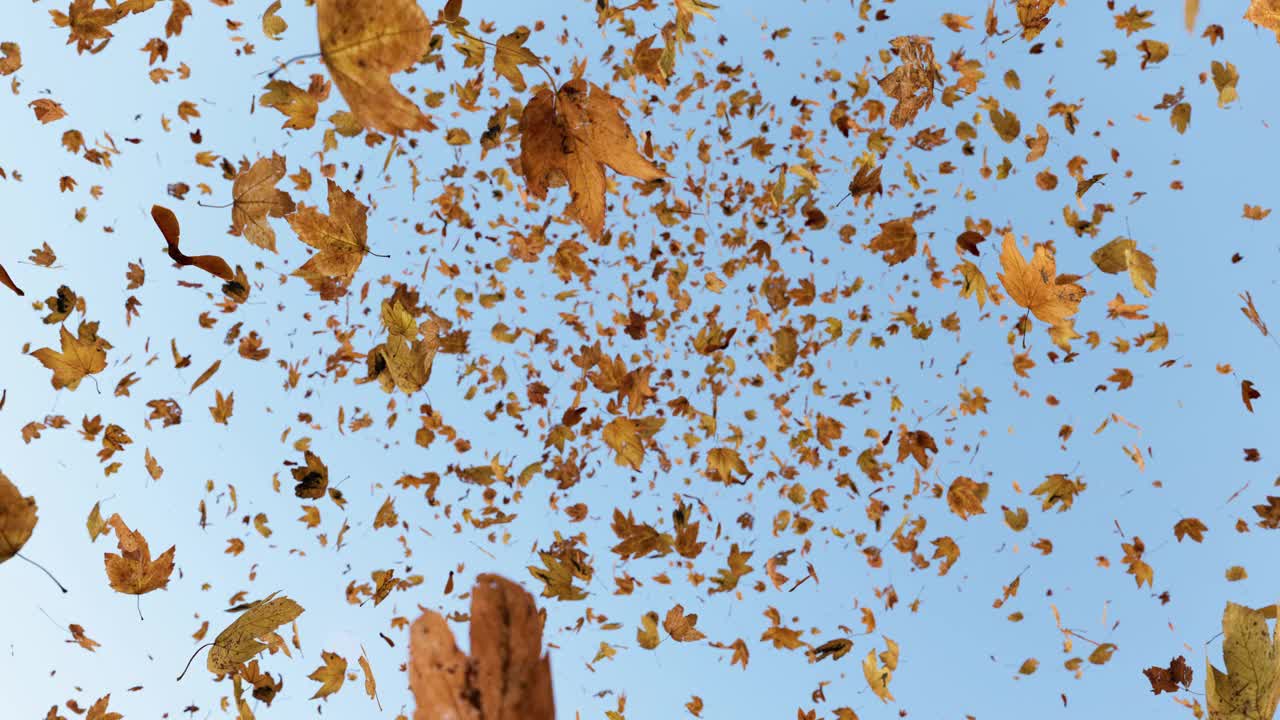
[2,1,1279,719]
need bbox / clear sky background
[2,1,1278,719]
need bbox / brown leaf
[1143,655,1192,694]
[287,179,371,299]
[0,262,23,296]
[0,472,37,563]
[317,0,434,134]
[231,154,296,252]
[998,233,1085,327]
[102,513,175,595]
[519,79,667,239]
[409,573,554,720]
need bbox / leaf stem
[196,200,235,209]
[16,552,67,593]
[176,642,217,681]
[266,51,324,79]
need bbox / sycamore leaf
[1246,0,1280,42]
[1144,655,1192,694]
[601,416,664,470]
[206,591,305,674]
[663,604,707,642]
[103,513,175,595]
[152,205,235,281]
[287,179,372,299]
[1090,237,1157,297]
[32,324,108,391]
[1031,473,1086,512]
[359,650,379,706]
[259,79,320,129]
[519,79,667,239]
[291,450,329,499]
[1207,602,1280,720]
[997,233,1085,326]
[637,611,662,649]
[862,636,899,702]
[494,26,540,91]
[0,472,37,563]
[868,217,918,265]
[231,154,296,252]
[309,650,347,700]
[956,260,989,308]
[317,0,434,134]
[0,41,21,76]
[86,501,107,542]
[1174,517,1207,543]
[409,573,554,720]
[84,695,122,720]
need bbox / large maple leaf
[519,79,667,239]
[996,232,1085,327]
[317,0,434,135]
[287,179,372,299]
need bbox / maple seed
[151,205,235,281]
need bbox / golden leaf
[317,0,434,134]
[1207,602,1280,720]
[997,233,1084,326]
[0,472,37,563]
[102,513,175,595]
[32,324,109,391]
[206,591,305,674]
[409,573,554,720]
[663,604,707,642]
[287,179,371,299]
[519,79,667,238]
[231,154,296,252]
[308,650,347,700]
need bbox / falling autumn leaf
[230,154,296,252]
[316,0,434,134]
[519,79,667,239]
[1207,602,1280,720]
[102,513,175,595]
[287,179,373,299]
[204,591,305,675]
[308,650,347,700]
[0,472,37,563]
[409,573,554,720]
[998,233,1085,327]
[31,324,109,391]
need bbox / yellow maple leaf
[231,154,296,252]
[203,591,305,675]
[32,324,108,391]
[1207,602,1280,720]
[287,179,373,299]
[103,513,175,595]
[0,472,37,563]
[997,233,1085,326]
[317,0,434,134]
[309,650,347,700]
[519,79,667,238]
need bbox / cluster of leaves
[3,0,1280,718]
